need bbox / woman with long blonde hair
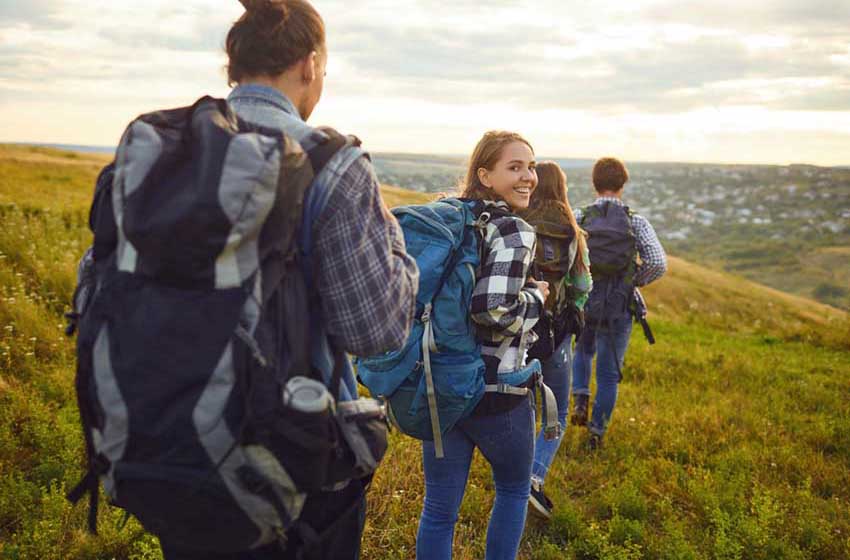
[519,161,592,519]
[416,131,549,559]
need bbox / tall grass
[1,145,848,559]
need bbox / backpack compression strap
[421,209,491,459]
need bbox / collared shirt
[575,196,667,286]
[228,85,419,361]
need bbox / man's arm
[633,215,667,286]
[312,155,419,357]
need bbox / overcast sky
[1,0,849,165]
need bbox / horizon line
[5,141,849,170]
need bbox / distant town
[372,153,850,310]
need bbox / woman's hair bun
[238,0,260,10]
[238,0,287,18]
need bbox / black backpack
[580,201,655,346]
[518,203,584,360]
[66,97,388,553]
[580,201,637,324]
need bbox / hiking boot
[587,433,603,452]
[571,394,589,426]
[528,479,553,520]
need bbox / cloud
[0,0,69,29]
[96,6,233,53]
[325,20,850,114]
[0,0,848,164]
[642,0,850,41]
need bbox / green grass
[1,144,849,559]
[365,319,850,560]
[670,239,850,312]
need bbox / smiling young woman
[460,130,538,211]
[415,131,549,560]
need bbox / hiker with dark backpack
[518,161,592,519]
[571,157,667,450]
[65,1,418,559]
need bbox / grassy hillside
[1,145,848,559]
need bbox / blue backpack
[357,198,559,457]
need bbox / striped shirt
[575,197,667,286]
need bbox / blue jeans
[572,318,633,437]
[532,336,572,484]
[417,396,534,560]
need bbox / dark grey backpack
[581,201,637,324]
[66,97,387,553]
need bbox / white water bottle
[282,376,332,413]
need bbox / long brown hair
[460,131,533,202]
[530,161,588,274]
[226,0,325,86]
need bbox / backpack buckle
[474,212,491,228]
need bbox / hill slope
[1,145,848,559]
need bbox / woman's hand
[529,278,550,302]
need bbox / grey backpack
[66,97,387,553]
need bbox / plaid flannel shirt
[470,202,545,374]
[229,86,418,358]
[311,157,419,355]
[575,197,667,287]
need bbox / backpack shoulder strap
[312,127,361,169]
[580,203,601,224]
[89,163,118,261]
[288,128,354,396]
[298,128,360,269]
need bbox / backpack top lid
[392,197,482,305]
[581,200,636,279]
[112,97,314,291]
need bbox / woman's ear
[477,167,491,188]
[301,51,318,84]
